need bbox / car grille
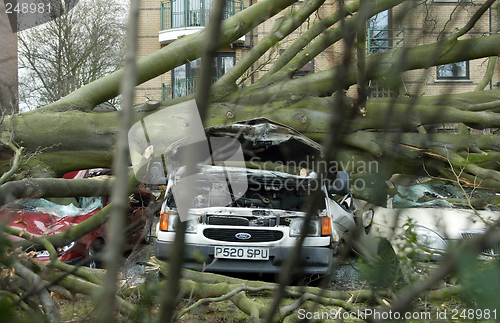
[203,228,284,242]
[207,216,249,226]
[459,230,500,256]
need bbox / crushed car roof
[167,118,324,175]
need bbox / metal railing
[161,0,243,30]
[162,76,219,100]
[367,28,405,97]
[367,28,405,54]
[367,79,398,98]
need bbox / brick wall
[392,0,499,96]
[135,0,162,103]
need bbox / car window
[15,197,104,217]
[393,184,498,209]
[78,196,105,210]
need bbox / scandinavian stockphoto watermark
[248,155,379,192]
[248,155,379,176]
[297,308,497,321]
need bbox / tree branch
[96,0,139,320]
[214,0,326,90]
[475,56,498,91]
[0,141,23,185]
[447,0,496,41]
[261,0,361,80]
[41,0,299,111]
[177,285,274,320]
[0,177,113,206]
[259,0,404,82]
[14,261,60,323]
[233,34,500,104]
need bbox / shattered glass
[15,197,103,217]
[393,184,499,209]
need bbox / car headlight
[409,225,448,251]
[36,250,50,258]
[57,242,75,254]
[290,218,322,237]
[159,212,197,233]
[37,242,75,258]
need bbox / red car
[1,169,154,268]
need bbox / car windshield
[13,196,104,217]
[393,184,499,210]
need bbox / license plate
[214,246,269,260]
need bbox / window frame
[367,9,393,54]
[170,53,236,98]
[171,58,201,98]
[436,61,470,80]
[213,52,236,79]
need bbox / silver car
[352,176,500,280]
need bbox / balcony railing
[161,0,243,30]
[367,28,405,54]
[162,76,219,100]
[367,79,399,98]
[367,28,405,97]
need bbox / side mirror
[327,171,350,196]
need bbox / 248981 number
[451,309,496,320]
[5,2,51,14]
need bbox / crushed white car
[352,177,500,271]
[153,119,356,275]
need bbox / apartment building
[136,0,250,103]
[135,0,500,104]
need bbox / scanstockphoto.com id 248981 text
[297,308,498,321]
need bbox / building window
[161,0,243,30]
[213,53,235,78]
[171,58,201,98]
[366,10,401,98]
[436,61,469,80]
[368,10,391,54]
[170,0,209,28]
[366,10,404,55]
[368,79,398,98]
[167,53,235,99]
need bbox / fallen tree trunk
[0,178,114,206]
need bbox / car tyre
[86,239,104,269]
